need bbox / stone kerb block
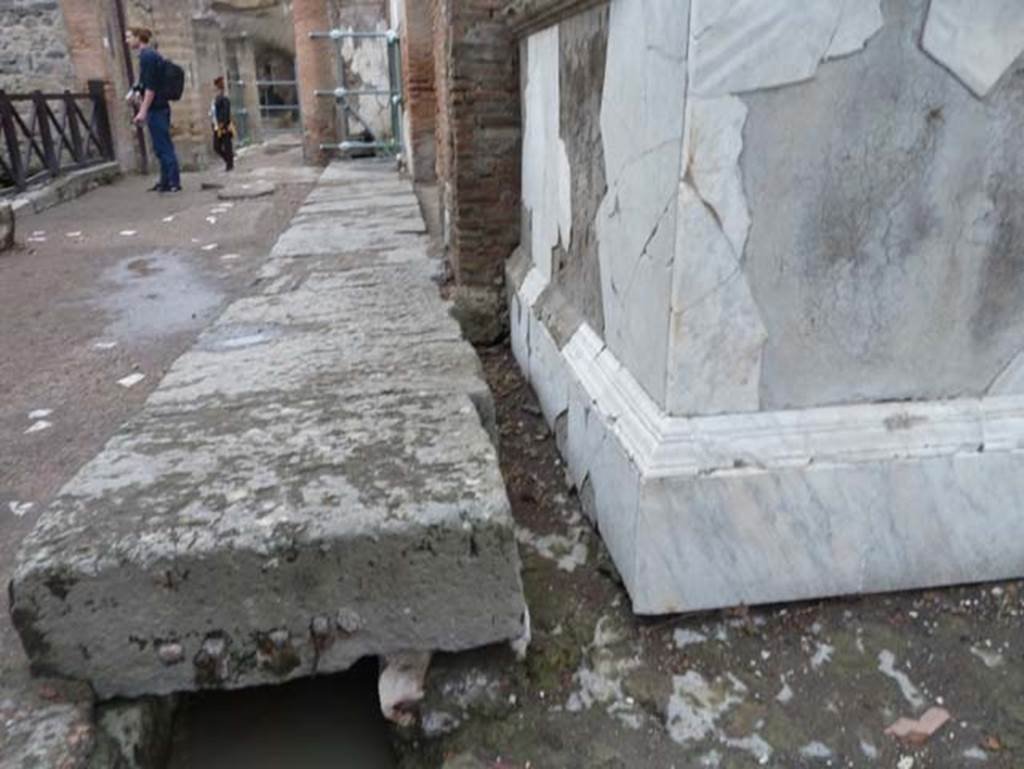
[0,204,14,252]
[9,161,526,698]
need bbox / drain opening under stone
[166,657,397,769]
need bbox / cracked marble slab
[690,0,882,97]
[922,0,1024,97]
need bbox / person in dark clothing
[127,27,181,193]
[210,76,234,172]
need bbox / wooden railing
[0,81,115,193]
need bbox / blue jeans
[147,106,181,189]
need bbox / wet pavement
[0,137,316,764]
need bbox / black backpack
[161,58,186,102]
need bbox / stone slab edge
[8,162,121,216]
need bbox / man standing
[127,27,181,193]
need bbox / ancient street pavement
[3,148,525,766]
[0,138,319,765]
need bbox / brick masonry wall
[0,0,76,93]
[293,0,335,162]
[400,0,436,184]
[58,0,143,172]
[433,0,521,290]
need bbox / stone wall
[509,0,1024,613]
[0,0,76,93]
[193,16,228,138]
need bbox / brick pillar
[431,0,521,341]
[400,0,436,184]
[226,34,263,144]
[58,0,139,171]
[293,0,336,163]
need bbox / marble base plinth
[511,270,1024,614]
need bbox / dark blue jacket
[138,47,169,109]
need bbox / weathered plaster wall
[0,0,76,93]
[326,0,393,142]
[745,0,1024,409]
[552,6,608,336]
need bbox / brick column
[293,0,336,163]
[431,0,521,341]
[226,34,263,144]
[400,0,436,184]
[58,0,139,170]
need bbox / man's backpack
[161,59,186,102]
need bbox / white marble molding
[513,274,1024,612]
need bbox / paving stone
[216,180,276,200]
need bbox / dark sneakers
[158,186,182,194]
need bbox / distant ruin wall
[0,0,76,93]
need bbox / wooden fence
[0,81,115,193]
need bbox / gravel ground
[394,343,1024,769]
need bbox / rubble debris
[885,706,951,745]
[117,373,146,388]
[9,501,34,517]
[878,650,926,708]
[379,652,433,726]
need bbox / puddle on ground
[197,323,285,351]
[98,251,223,340]
[168,658,396,769]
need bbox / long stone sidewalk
[9,161,526,700]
